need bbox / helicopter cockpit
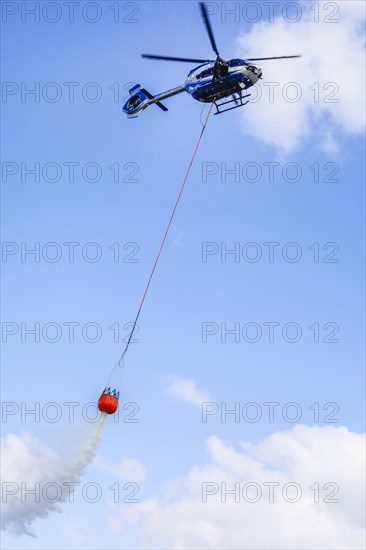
[186,63,214,83]
[187,59,232,82]
[246,64,261,76]
[198,66,215,79]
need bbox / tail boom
[122,84,185,118]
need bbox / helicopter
[122,2,301,117]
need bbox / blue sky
[1,1,365,548]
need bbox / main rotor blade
[199,3,220,57]
[142,54,210,63]
[247,55,302,61]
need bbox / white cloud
[109,425,365,549]
[236,2,365,155]
[95,455,146,483]
[165,376,211,408]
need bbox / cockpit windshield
[247,65,260,75]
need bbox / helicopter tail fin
[122,84,168,118]
[141,88,168,112]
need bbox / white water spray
[1,413,107,536]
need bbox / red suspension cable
[118,102,215,364]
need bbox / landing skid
[214,92,251,115]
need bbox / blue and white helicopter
[122,2,301,117]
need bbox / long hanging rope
[116,102,215,368]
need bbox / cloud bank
[110,425,365,549]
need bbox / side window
[201,69,213,78]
